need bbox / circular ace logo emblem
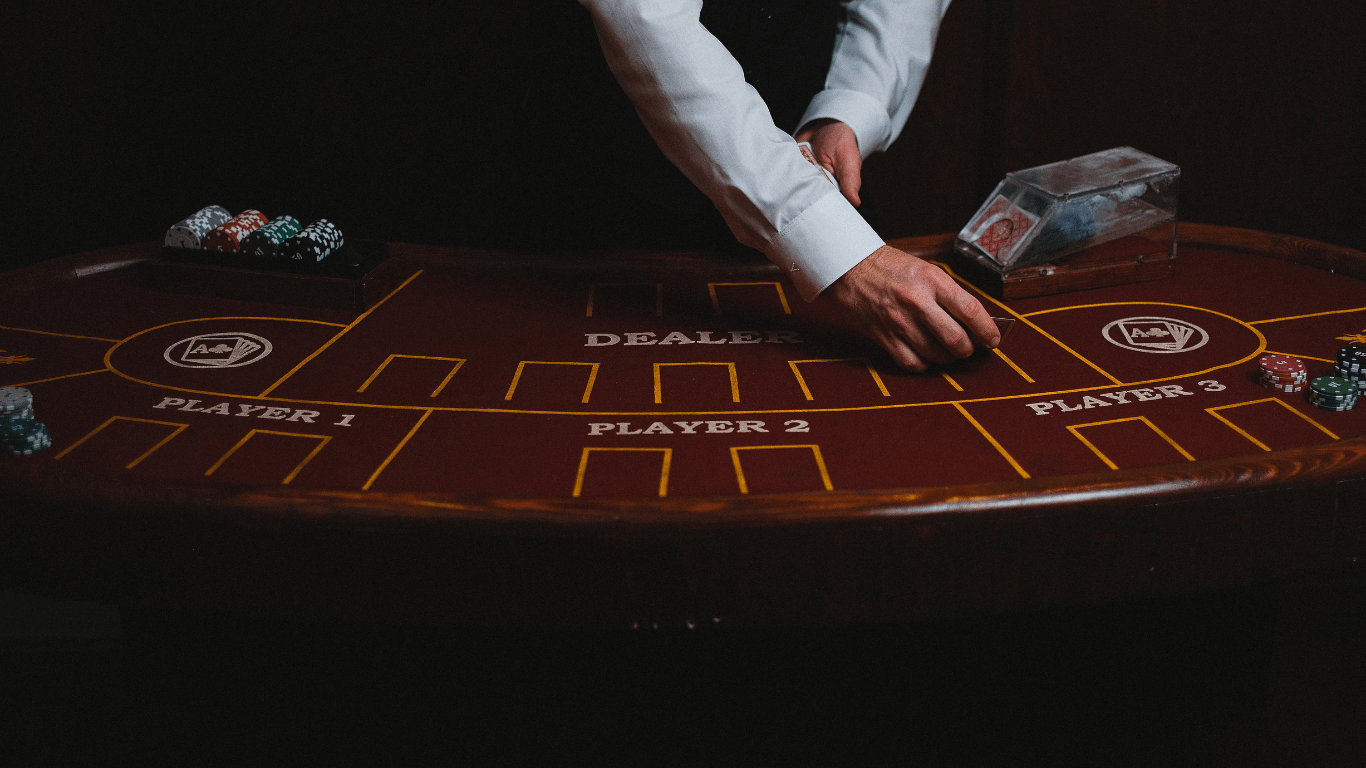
[1103,317,1209,354]
[165,332,273,368]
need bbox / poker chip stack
[239,215,303,257]
[1308,376,1359,411]
[279,219,344,263]
[0,387,51,455]
[1332,346,1366,393]
[202,209,270,252]
[1256,354,1308,393]
[164,205,232,249]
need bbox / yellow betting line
[932,261,1123,386]
[0,324,121,343]
[1248,306,1366,325]
[952,402,1029,478]
[992,348,1034,383]
[362,409,433,491]
[1265,351,1333,364]
[259,270,424,397]
[4,369,110,388]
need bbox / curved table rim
[2,224,1363,625]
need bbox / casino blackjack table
[2,224,1364,628]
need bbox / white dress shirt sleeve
[798,0,953,158]
[579,0,947,301]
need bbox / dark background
[2,1,1364,764]
[3,0,1364,273]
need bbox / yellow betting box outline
[362,409,434,491]
[205,429,332,485]
[1206,398,1339,452]
[940,372,964,392]
[572,447,673,497]
[952,403,1030,478]
[586,283,663,317]
[1066,416,1195,471]
[356,354,466,398]
[101,318,1267,417]
[708,282,792,315]
[506,361,601,403]
[786,358,889,400]
[654,362,739,404]
[992,348,1035,382]
[259,270,424,397]
[54,416,190,469]
[729,444,832,494]
[101,278,1271,416]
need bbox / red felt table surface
[2,225,1364,627]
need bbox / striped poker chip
[0,387,33,415]
[164,205,232,249]
[0,418,50,453]
[1258,368,1300,378]
[1333,367,1366,388]
[1260,371,1307,385]
[1309,390,1356,400]
[202,210,269,253]
[1308,390,1357,404]
[1309,396,1357,411]
[1310,393,1357,405]
[238,215,302,257]
[279,219,344,263]
[1259,354,1306,376]
[0,405,36,422]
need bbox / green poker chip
[1311,376,1356,396]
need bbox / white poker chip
[165,205,231,248]
[0,387,33,414]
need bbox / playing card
[797,141,838,188]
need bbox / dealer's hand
[794,118,862,207]
[824,245,1001,372]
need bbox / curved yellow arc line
[99,307,1268,418]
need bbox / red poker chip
[1258,354,1306,375]
[1256,371,1306,390]
[1260,367,1307,377]
[1258,368,1306,380]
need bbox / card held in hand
[797,141,838,188]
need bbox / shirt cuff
[769,189,886,301]
[796,89,892,159]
